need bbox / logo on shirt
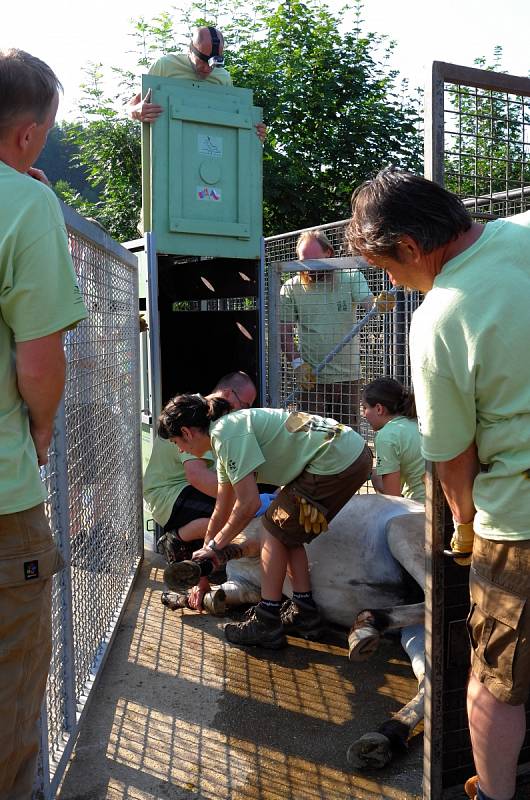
[228,458,237,473]
[337,300,348,311]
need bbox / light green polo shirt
[0,163,87,514]
[143,436,216,527]
[410,210,530,540]
[210,408,365,486]
[280,270,372,381]
[149,53,232,87]
[375,416,425,503]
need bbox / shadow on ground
[57,551,423,800]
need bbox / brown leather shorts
[262,445,372,547]
[467,535,530,705]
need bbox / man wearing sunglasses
[128,26,266,140]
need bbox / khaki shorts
[262,445,372,547]
[467,535,530,705]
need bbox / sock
[258,598,282,616]
[293,591,316,607]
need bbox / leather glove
[449,520,474,566]
[292,359,317,391]
[374,291,396,313]
[297,496,328,535]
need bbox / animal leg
[348,604,424,661]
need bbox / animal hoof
[202,589,227,616]
[348,623,381,661]
[347,732,392,770]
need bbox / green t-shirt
[210,408,365,486]
[375,416,425,503]
[0,163,87,514]
[143,436,215,527]
[149,53,232,87]
[410,211,530,540]
[280,270,372,381]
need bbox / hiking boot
[224,605,287,649]
[464,775,479,799]
[281,598,323,640]
[163,559,201,592]
[157,531,195,564]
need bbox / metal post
[145,232,162,432]
[267,261,282,408]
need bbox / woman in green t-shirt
[361,378,425,504]
[158,393,372,649]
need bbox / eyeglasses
[231,388,251,409]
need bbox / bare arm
[184,459,218,498]
[280,322,300,362]
[380,471,402,497]
[204,475,261,550]
[435,441,479,523]
[16,333,66,466]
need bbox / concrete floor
[56,550,423,800]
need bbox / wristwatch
[207,540,219,552]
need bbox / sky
[2,0,529,121]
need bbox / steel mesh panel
[264,223,421,445]
[37,217,143,794]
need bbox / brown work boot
[464,775,479,799]
[281,598,323,640]
[224,605,287,649]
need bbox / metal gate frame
[424,61,530,799]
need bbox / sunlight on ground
[107,699,416,800]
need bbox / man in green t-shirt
[0,49,87,797]
[349,166,530,800]
[128,26,266,141]
[280,230,373,428]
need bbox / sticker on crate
[198,135,222,158]
[197,186,222,201]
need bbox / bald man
[129,26,266,140]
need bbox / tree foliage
[62,0,422,240]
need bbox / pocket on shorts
[466,568,525,687]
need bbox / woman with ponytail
[361,377,425,503]
[158,396,372,649]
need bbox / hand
[449,520,474,566]
[30,423,54,467]
[192,544,221,566]
[27,167,51,186]
[293,360,317,391]
[188,578,210,611]
[255,122,267,143]
[374,290,396,314]
[130,89,163,123]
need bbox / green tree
[67,1,422,240]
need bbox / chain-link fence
[264,224,421,444]
[34,207,143,799]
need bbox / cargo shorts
[466,534,530,705]
[262,444,372,547]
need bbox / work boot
[157,531,195,564]
[163,559,201,592]
[224,605,287,649]
[281,598,323,640]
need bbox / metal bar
[267,261,282,408]
[433,60,530,96]
[425,62,446,185]
[145,232,162,430]
[258,237,266,406]
[60,202,137,268]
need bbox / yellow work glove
[374,291,396,314]
[292,358,317,391]
[450,521,474,566]
[297,496,328,535]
